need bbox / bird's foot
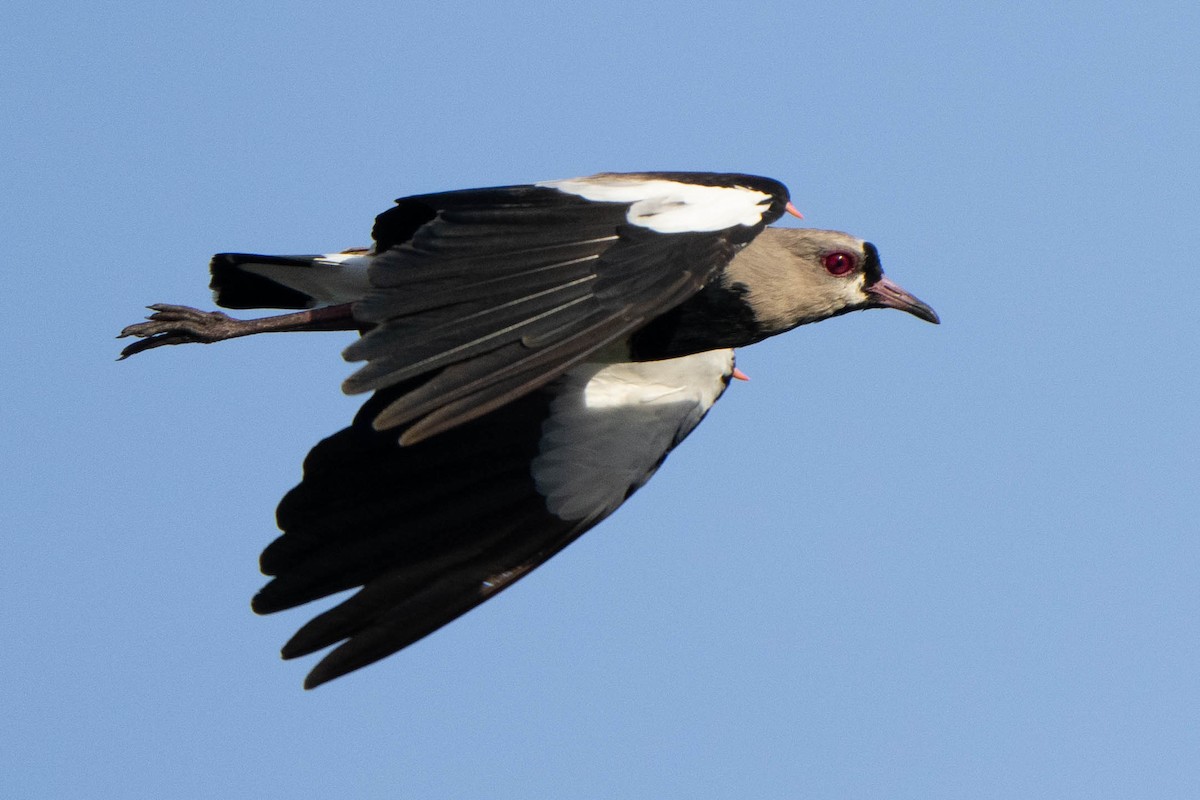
[117,304,247,359]
[117,302,361,360]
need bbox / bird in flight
[119,172,939,688]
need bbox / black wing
[253,349,736,689]
[342,172,788,444]
[252,385,585,689]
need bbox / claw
[117,333,196,360]
[116,304,241,359]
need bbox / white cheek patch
[843,273,869,308]
[531,350,734,522]
[539,176,773,234]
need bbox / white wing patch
[241,252,373,306]
[539,175,774,234]
[531,349,735,522]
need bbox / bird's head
[728,227,939,335]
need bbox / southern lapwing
[119,172,938,688]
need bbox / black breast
[629,276,766,360]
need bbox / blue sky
[4,1,1198,797]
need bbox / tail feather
[209,251,373,310]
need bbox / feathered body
[120,171,938,687]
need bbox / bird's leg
[117,303,359,360]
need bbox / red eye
[823,251,857,276]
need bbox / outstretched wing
[343,172,788,444]
[253,350,735,688]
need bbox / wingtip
[300,652,352,690]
